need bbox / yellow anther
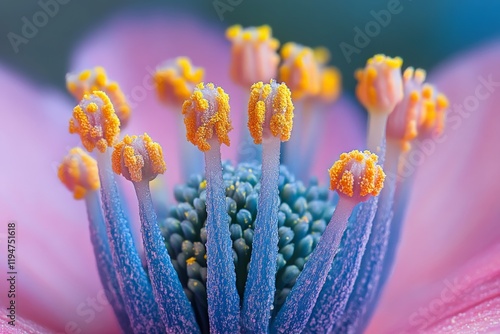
[414,68,426,83]
[154,57,205,107]
[186,257,197,265]
[313,47,331,65]
[421,84,434,99]
[225,25,242,40]
[69,91,120,153]
[112,133,166,183]
[256,25,271,41]
[279,42,321,100]
[418,88,449,138]
[226,24,280,87]
[78,70,92,81]
[182,83,232,151]
[66,67,131,127]
[247,80,294,144]
[356,54,404,114]
[329,150,385,202]
[280,43,294,60]
[58,147,100,200]
[86,102,98,113]
[318,66,341,103]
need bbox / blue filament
[331,145,398,333]
[84,190,132,333]
[304,195,379,332]
[241,138,282,333]
[96,153,163,333]
[271,197,356,334]
[134,181,201,333]
[203,142,241,333]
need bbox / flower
[1,9,500,334]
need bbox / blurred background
[1,0,499,92]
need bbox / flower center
[158,161,334,327]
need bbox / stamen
[226,25,280,88]
[154,57,205,178]
[247,80,294,143]
[242,80,294,332]
[329,150,385,202]
[69,91,120,153]
[154,57,204,106]
[58,148,132,332]
[336,87,448,333]
[69,92,163,332]
[112,134,166,183]
[386,67,427,152]
[66,67,131,127]
[183,83,240,333]
[182,83,232,151]
[355,54,404,153]
[113,134,200,333]
[333,84,442,331]
[279,43,321,100]
[272,150,385,334]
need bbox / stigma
[182,82,232,151]
[328,150,385,202]
[69,91,121,153]
[112,133,167,183]
[247,80,294,144]
[58,147,100,199]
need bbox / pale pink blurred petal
[310,96,366,182]
[0,64,119,333]
[368,40,500,332]
[70,10,244,192]
[374,242,500,333]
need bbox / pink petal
[0,64,119,333]
[70,10,244,192]
[1,309,52,334]
[368,40,500,332]
[375,242,500,333]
